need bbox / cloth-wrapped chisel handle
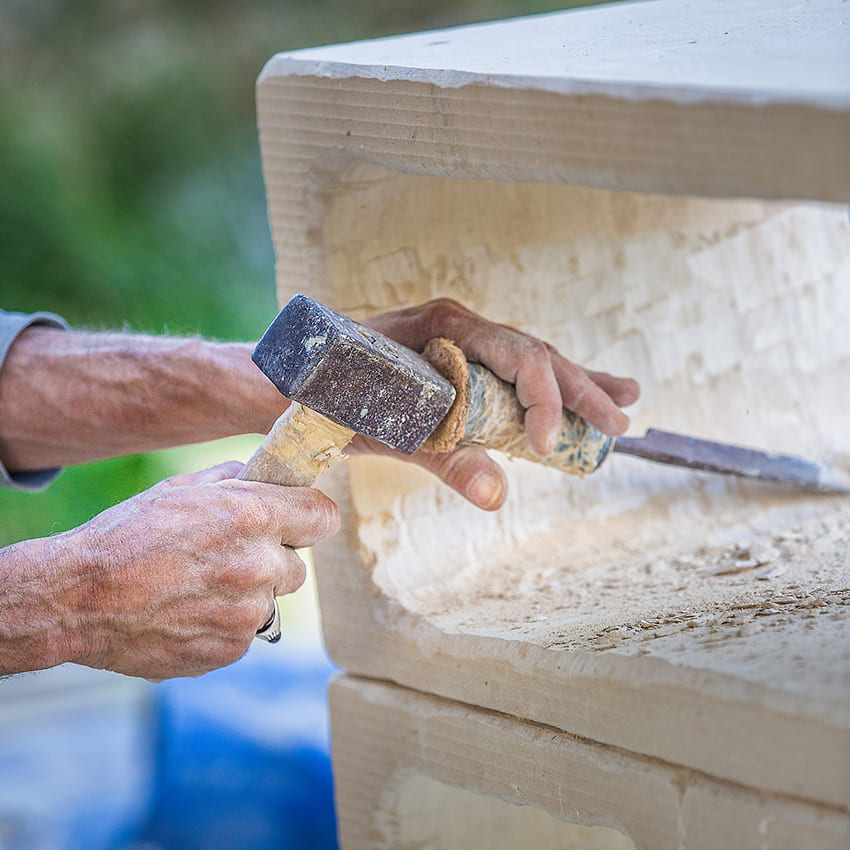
[423,338,613,476]
[463,363,613,475]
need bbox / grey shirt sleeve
[0,310,70,491]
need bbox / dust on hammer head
[252,294,456,454]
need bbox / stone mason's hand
[358,298,640,511]
[0,462,339,680]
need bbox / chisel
[609,429,850,493]
[451,344,850,494]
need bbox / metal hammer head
[253,295,456,454]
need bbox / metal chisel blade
[613,429,850,494]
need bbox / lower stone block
[330,676,850,850]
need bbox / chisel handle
[238,401,355,487]
[461,363,614,476]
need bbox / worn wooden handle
[238,401,356,487]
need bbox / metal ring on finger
[255,597,282,643]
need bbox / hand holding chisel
[242,295,849,494]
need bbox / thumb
[159,460,245,488]
[413,446,507,511]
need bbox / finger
[550,358,631,437]
[250,543,309,610]
[161,461,244,488]
[451,320,573,457]
[514,354,565,457]
[218,481,341,548]
[584,370,641,408]
[412,446,507,511]
[274,545,309,597]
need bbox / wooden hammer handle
[238,401,355,487]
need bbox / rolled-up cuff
[0,311,70,491]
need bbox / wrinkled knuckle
[320,497,341,537]
[434,449,471,488]
[437,449,463,478]
[305,492,340,539]
[230,493,273,534]
[424,297,465,333]
[256,556,281,588]
[280,552,308,594]
[427,296,464,317]
[524,338,551,363]
[242,549,281,587]
[561,358,585,379]
[220,558,265,592]
[217,460,244,479]
[564,373,592,408]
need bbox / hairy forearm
[0,533,88,675]
[0,328,287,471]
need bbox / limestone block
[330,676,850,850]
[255,0,850,838]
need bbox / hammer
[237,294,612,490]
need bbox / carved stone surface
[256,2,850,845]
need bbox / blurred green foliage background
[0,0,598,545]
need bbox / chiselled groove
[259,128,771,163]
